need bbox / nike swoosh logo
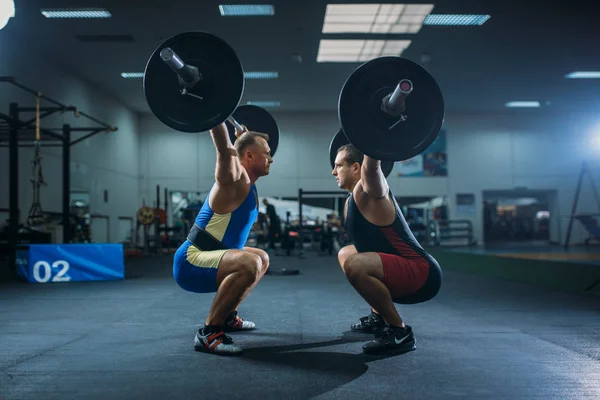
[394,334,411,345]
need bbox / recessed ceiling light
[565,71,600,79]
[219,5,274,16]
[322,4,434,34]
[0,0,15,31]
[424,14,490,26]
[505,101,540,108]
[317,39,412,62]
[244,71,279,79]
[41,8,112,18]
[246,101,280,107]
[121,72,144,78]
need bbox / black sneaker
[194,326,243,356]
[351,311,385,333]
[223,310,256,332]
[362,324,416,355]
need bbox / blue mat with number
[16,244,125,283]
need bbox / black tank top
[345,190,429,260]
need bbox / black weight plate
[144,31,244,133]
[226,105,280,157]
[329,129,394,178]
[338,56,444,161]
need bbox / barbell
[330,56,445,175]
[143,31,280,157]
[143,32,444,164]
[338,56,445,162]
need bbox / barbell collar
[383,79,413,116]
[159,47,200,87]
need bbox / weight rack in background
[297,189,348,259]
[564,161,600,249]
[0,77,118,276]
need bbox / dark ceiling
[3,0,600,116]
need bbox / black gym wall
[140,110,600,247]
[0,28,141,244]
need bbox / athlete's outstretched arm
[210,122,245,185]
[361,156,389,198]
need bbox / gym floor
[1,251,599,400]
[449,242,600,266]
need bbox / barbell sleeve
[160,47,197,84]
[384,79,413,114]
[228,116,245,133]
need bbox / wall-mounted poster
[456,193,476,217]
[396,129,447,177]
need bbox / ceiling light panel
[244,71,279,79]
[121,73,144,78]
[41,8,112,18]
[219,5,274,16]
[424,14,490,26]
[565,71,600,79]
[322,3,434,34]
[246,101,280,107]
[505,101,540,108]
[317,39,411,62]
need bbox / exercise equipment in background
[134,185,184,256]
[564,161,600,249]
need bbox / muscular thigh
[173,243,228,293]
[345,252,385,281]
[174,244,265,292]
[377,253,429,299]
[345,252,429,298]
[215,249,255,286]
[242,247,269,265]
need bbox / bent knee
[343,254,366,281]
[239,252,263,280]
[338,245,357,269]
[255,249,270,272]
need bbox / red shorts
[377,253,430,298]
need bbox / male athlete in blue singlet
[332,144,443,355]
[173,122,273,356]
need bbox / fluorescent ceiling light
[505,101,540,108]
[41,8,112,18]
[565,71,600,79]
[317,39,411,62]
[121,72,144,78]
[219,5,274,16]
[246,101,280,107]
[424,14,490,26]
[0,0,15,31]
[244,71,279,79]
[322,3,434,34]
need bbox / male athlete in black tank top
[332,143,442,356]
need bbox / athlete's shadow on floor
[239,331,405,398]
